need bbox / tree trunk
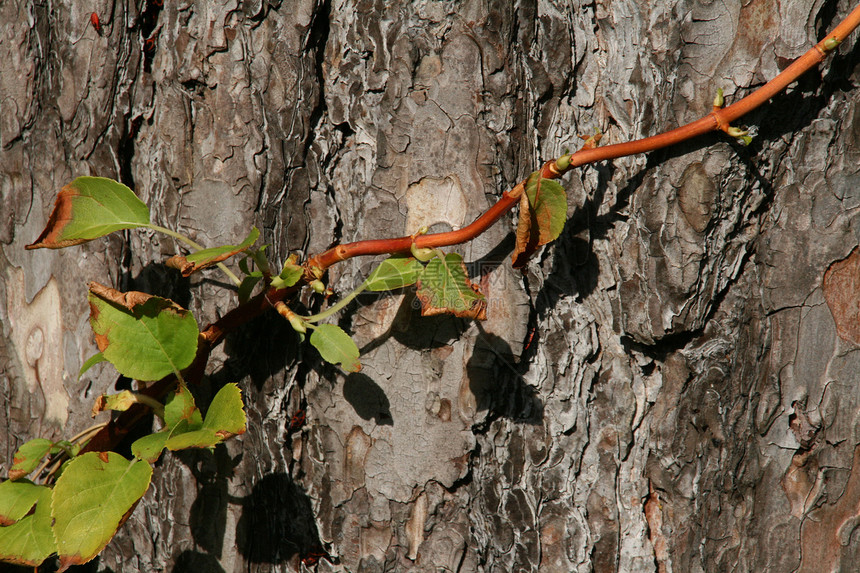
[3,0,860,571]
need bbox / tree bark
[2,0,860,571]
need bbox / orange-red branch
[307,184,524,270]
[76,5,860,458]
[565,3,860,171]
[308,4,860,273]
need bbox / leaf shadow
[170,551,226,573]
[343,372,393,425]
[172,444,243,558]
[214,308,303,392]
[466,327,544,425]
[123,260,192,309]
[234,473,328,566]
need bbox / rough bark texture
[2,0,860,571]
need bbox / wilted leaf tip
[25,184,79,250]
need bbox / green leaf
[88,283,199,381]
[364,255,425,291]
[166,227,261,277]
[238,274,262,303]
[249,245,271,274]
[26,176,150,250]
[415,253,487,319]
[131,432,169,463]
[185,227,259,264]
[79,352,106,379]
[0,483,56,566]
[164,384,202,430]
[270,254,304,289]
[511,171,567,268]
[51,452,152,570]
[9,439,53,481]
[202,383,246,438]
[51,441,80,458]
[164,428,220,451]
[0,480,44,524]
[94,390,138,414]
[310,324,361,372]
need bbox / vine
[2,5,859,570]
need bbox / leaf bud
[823,37,841,52]
[410,243,436,262]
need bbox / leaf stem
[132,392,166,420]
[146,224,242,286]
[301,280,370,323]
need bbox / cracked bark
[2,1,860,571]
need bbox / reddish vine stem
[307,4,860,272]
[79,7,860,455]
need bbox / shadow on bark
[123,261,192,310]
[234,473,327,565]
[170,551,225,573]
[467,329,544,425]
[217,309,303,392]
[343,373,393,425]
[171,445,243,558]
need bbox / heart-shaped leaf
[0,482,55,566]
[51,452,152,570]
[511,171,567,268]
[26,176,150,250]
[365,255,425,291]
[88,283,199,381]
[415,253,487,319]
[310,324,361,372]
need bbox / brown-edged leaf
[26,177,150,249]
[416,253,487,320]
[0,482,55,566]
[52,452,152,570]
[511,171,567,268]
[88,282,199,381]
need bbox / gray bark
[2,0,860,571]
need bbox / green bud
[556,154,571,171]
[288,314,307,334]
[726,126,749,139]
[823,37,841,52]
[410,243,436,262]
[713,88,724,108]
[310,279,326,294]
